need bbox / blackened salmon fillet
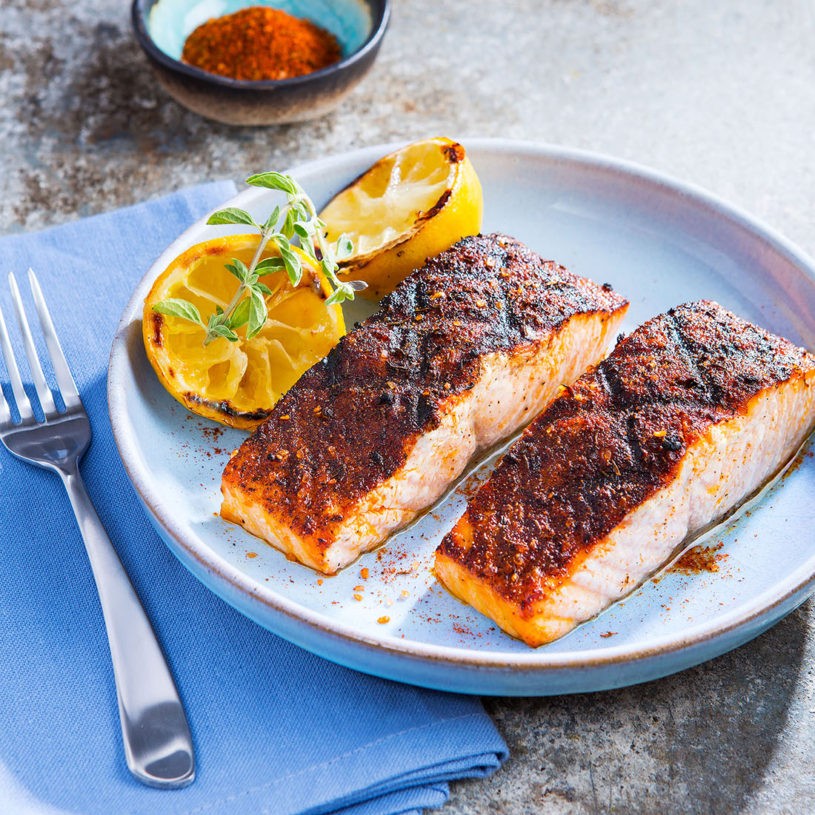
[435,300,815,645]
[221,233,628,573]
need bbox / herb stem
[203,231,272,345]
[250,230,272,274]
[301,196,344,290]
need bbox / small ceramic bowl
[131,0,390,125]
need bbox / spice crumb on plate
[670,542,727,575]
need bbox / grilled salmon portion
[221,234,628,573]
[435,301,815,646]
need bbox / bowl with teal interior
[132,0,390,125]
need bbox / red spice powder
[670,542,727,575]
[182,6,342,82]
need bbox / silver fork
[0,270,195,789]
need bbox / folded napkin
[0,183,507,815]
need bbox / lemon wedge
[143,234,345,429]
[319,137,483,300]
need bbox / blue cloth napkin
[0,183,507,815]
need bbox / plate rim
[108,138,815,677]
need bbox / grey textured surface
[2,0,814,812]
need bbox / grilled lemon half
[143,235,345,429]
[319,137,483,300]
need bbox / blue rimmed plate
[108,140,815,695]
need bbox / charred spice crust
[437,300,815,609]
[222,233,627,549]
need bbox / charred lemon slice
[143,235,345,429]
[319,137,483,300]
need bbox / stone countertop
[2,0,814,812]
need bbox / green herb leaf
[334,234,354,261]
[279,243,302,286]
[282,208,297,240]
[207,207,258,227]
[262,205,282,233]
[293,222,311,239]
[325,282,356,306]
[229,297,252,329]
[152,298,204,326]
[207,311,225,329]
[206,322,240,343]
[225,258,250,282]
[255,282,273,296]
[292,201,309,224]
[246,172,297,195]
[246,289,268,339]
[255,256,286,274]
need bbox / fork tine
[0,382,11,425]
[27,269,81,409]
[0,305,34,421]
[8,272,58,415]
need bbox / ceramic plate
[108,140,815,695]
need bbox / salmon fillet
[221,233,628,573]
[435,301,815,646]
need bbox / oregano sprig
[152,171,365,345]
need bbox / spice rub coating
[221,233,628,573]
[435,300,815,645]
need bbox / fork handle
[59,462,195,789]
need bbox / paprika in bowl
[131,0,390,125]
